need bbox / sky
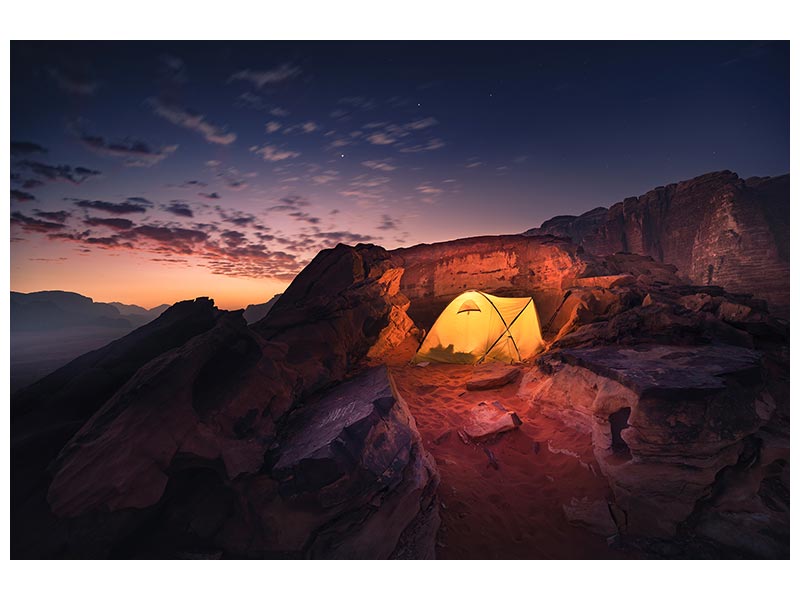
[10,41,789,310]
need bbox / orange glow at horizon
[11,242,288,310]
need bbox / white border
[2,1,796,598]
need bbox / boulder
[466,364,521,391]
[463,401,522,440]
[562,497,618,537]
[523,344,775,538]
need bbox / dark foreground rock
[522,339,786,558]
[11,244,439,559]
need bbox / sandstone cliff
[524,171,789,317]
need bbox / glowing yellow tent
[413,290,544,364]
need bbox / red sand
[385,340,638,559]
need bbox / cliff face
[524,171,789,317]
[394,235,590,329]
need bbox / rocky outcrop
[11,244,438,559]
[526,345,773,536]
[525,171,789,317]
[395,234,589,329]
[10,231,789,559]
[517,265,789,557]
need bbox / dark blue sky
[10,41,789,308]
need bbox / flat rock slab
[273,366,402,494]
[466,364,521,391]
[557,344,762,400]
[563,497,618,537]
[463,401,522,440]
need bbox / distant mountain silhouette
[10,290,169,391]
[11,290,168,331]
[109,301,171,320]
[242,294,282,324]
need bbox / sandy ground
[385,339,638,559]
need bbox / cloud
[77,130,178,167]
[338,96,376,110]
[11,211,67,233]
[465,160,483,168]
[265,121,282,133]
[210,165,254,191]
[406,117,438,130]
[311,230,374,245]
[269,195,311,211]
[283,121,318,134]
[33,209,71,223]
[163,201,194,218]
[84,216,135,230]
[171,179,207,188]
[12,190,36,202]
[198,192,221,200]
[288,211,320,225]
[228,64,301,88]
[47,67,98,95]
[362,159,396,172]
[251,144,301,162]
[416,183,444,195]
[70,197,153,215]
[160,54,187,84]
[311,171,339,185]
[399,138,445,153]
[18,160,102,184]
[221,230,246,246]
[11,141,47,155]
[149,97,237,145]
[217,208,257,227]
[17,178,45,189]
[362,118,443,153]
[130,225,207,248]
[366,132,397,146]
[377,214,399,230]
[270,107,290,117]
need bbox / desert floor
[385,339,639,560]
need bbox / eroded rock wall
[525,171,789,316]
[394,234,589,329]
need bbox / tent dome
[413,290,544,364]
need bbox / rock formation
[524,171,789,317]
[395,234,589,329]
[516,263,788,557]
[11,230,789,559]
[11,244,437,559]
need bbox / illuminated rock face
[395,234,589,329]
[526,171,789,317]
